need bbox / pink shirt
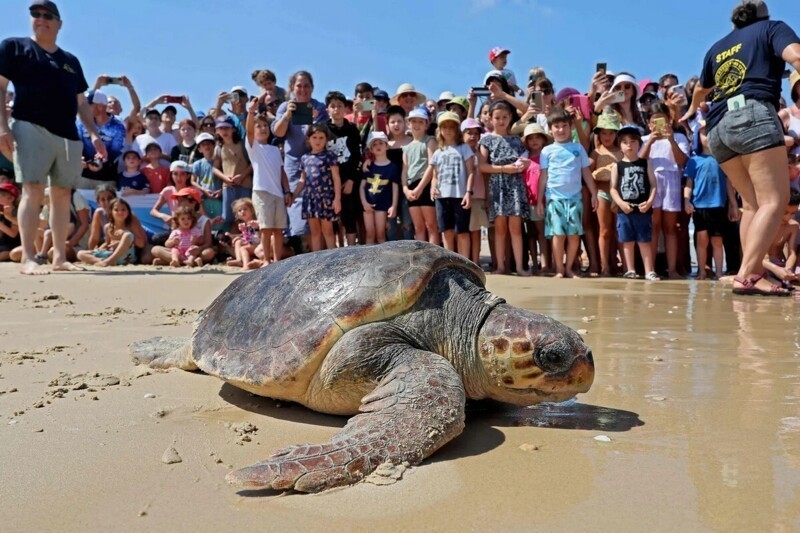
[169,227,202,253]
[524,155,542,205]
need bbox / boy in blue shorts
[610,126,659,281]
[536,108,598,278]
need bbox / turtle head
[476,304,594,406]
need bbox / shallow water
[488,277,800,531]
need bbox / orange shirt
[141,165,170,194]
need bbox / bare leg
[508,216,529,276]
[565,235,581,278]
[49,186,82,272]
[307,218,323,252]
[170,248,182,267]
[651,207,662,271]
[321,220,336,250]
[581,187,600,275]
[17,183,48,274]
[421,206,440,245]
[442,229,456,251]
[551,235,566,277]
[663,210,680,278]
[711,236,724,278]
[493,216,508,274]
[409,206,427,242]
[470,230,481,264]
[375,212,388,244]
[621,242,635,273]
[696,230,709,280]
[457,232,470,259]
[596,195,614,275]
[363,213,376,245]
[270,229,284,263]
[639,242,656,276]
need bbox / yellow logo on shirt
[63,64,75,74]
[713,58,747,101]
[366,174,389,194]
[716,43,742,64]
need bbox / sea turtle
[131,241,594,492]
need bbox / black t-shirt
[701,20,800,131]
[0,37,88,141]
[326,120,362,186]
[171,142,198,164]
[616,159,650,206]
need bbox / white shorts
[469,198,489,232]
[252,190,288,229]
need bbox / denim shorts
[707,99,785,164]
[617,210,652,244]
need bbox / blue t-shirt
[363,161,400,212]
[701,20,800,131]
[118,171,150,192]
[0,37,88,140]
[78,115,126,180]
[685,154,728,209]
[430,144,474,199]
[192,158,219,192]
[540,142,590,200]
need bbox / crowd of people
[1,1,800,295]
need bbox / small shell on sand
[161,446,182,464]
[594,435,612,443]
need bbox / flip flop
[732,274,791,297]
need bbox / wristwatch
[466,190,474,195]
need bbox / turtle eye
[533,343,570,374]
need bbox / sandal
[732,274,791,297]
[622,271,637,279]
[645,272,660,281]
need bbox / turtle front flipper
[226,350,466,492]
[130,336,197,370]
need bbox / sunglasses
[619,84,635,90]
[400,93,417,99]
[539,88,554,95]
[31,10,57,21]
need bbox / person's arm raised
[77,93,108,160]
[122,76,141,117]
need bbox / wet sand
[0,264,798,532]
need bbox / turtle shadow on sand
[219,382,344,429]
[485,402,645,432]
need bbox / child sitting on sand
[163,206,204,267]
[76,198,136,267]
[87,184,117,250]
[0,182,20,262]
[226,198,262,270]
[762,189,800,287]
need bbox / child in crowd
[0,182,20,262]
[487,47,523,96]
[135,109,177,161]
[171,119,198,163]
[641,103,690,278]
[291,125,341,252]
[361,132,399,244]
[191,132,222,225]
[479,100,531,276]
[761,189,799,286]
[384,106,413,241]
[88,183,116,250]
[226,198,262,270]
[683,125,738,280]
[150,188,215,265]
[76,198,136,267]
[522,123,552,274]
[609,125,659,281]
[141,142,170,194]
[427,112,474,257]
[462,118,488,266]
[325,91,363,247]
[536,108,598,279]
[590,112,623,276]
[403,108,440,244]
[164,205,203,267]
[213,116,253,229]
[246,96,291,264]
[118,149,150,196]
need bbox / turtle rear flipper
[130,336,197,370]
[225,350,466,492]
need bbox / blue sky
[1,0,798,118]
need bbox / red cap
[170,187,202,204]
[489,47,510,63]
[0,182,19,200]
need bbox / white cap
[407,108,429,121]
[169,160,191,173]
[611,74,639,98]
[90,89,108,106]
[366,131,388,149]
[437,91,455,102]
[230,86,248,95]
[195,132,215,144]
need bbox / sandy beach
[0,263,798,532]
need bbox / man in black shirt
[0,1,107,274]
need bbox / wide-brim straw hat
[390,83,427,106]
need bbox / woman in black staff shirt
[683,0,800,296]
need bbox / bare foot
[20,259,50,275]
[554,272,564,279]
[244,259,263,271]
[194,257,204,267]
[566,270,580,279]
[697,274,707,281]
[169,259,181,267]
[667,271,682,279]
[516,268,532,277]
[491,269,508,275]
[227,259,243,267]
[51,262,85,272]
[152,258,165,266]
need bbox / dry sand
[0,263,798,532]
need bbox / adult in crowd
[0,0,107,274]
[77,89,125,181]
[134,108,177,162]
[683,0,800,295]
[272,71,328,250]
[213,86,248,139]
[390,83,426,114]
[141,95,198,142]
[92,74,141,129]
